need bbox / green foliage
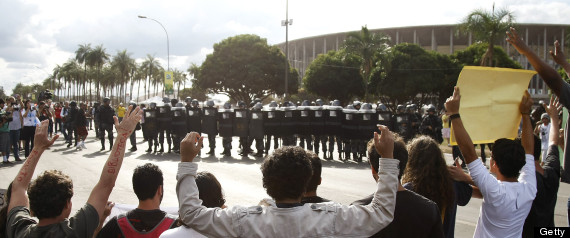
[303,50,364,104]
[372,43,460,110]
[195,34,299,105]
[452,43,521,68]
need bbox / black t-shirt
[522,145,560,237]
[98,105,115,125]
[352,190,444,238]
[301,196,331,204]
[96,209,177,238]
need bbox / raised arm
[544,96,562,146]
[506,27,564,97]
[8,120,58,211]
[520,91,534,155]
[86,105,142,220]
[445,87,478,164]
[550,40,570,79]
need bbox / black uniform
[280,106,297,146]
[233,108,250,154]
[170,106,187,153]
[144,107,159,152]
[248,108,264,156]
[202,106,218,153]
[263,107,281,153]
[342,107,359,161]
[186,106,202,134]
[157,104,172,153]
[98,104,115,150]
[218,108,234,155]
[324,105,343,160]
[421,113,442,142]
[310,106,326,157]
[297,106,312,150]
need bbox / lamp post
[281,0,293,98]
[138,15,170,71]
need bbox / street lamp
[281,0,293,98]
[138,15,170,71]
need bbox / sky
[2,0,570,95]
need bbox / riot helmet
[223,102,232,109]
[301,100,310,106]
[269,101,278,107]
[315,99,324,106]
[191,99,199,107]
[332,100,341,106]
[346,104,355,109]
[237,101,246,109]
[185,97,192,104]
[427,104,436,113]
[171,98,179,105]
[175,102,184,107]
[377,103,388,111]
[162,97,170,103]
[149,102,157,109]
[206,100,215,107]
[254,102,263,110]
[353,100,361,110]
[362,103,372,110]
[396,104,405,113]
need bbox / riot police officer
[357,103,376,161]
[170,100,187,153]
[376,103,392,130]
[234,101,251,156]
[186,99,202,134]
[98,97,115,151]
[263,101,281,153]
[157,97,172,153]
[144,102,159,153]
[407,104,421,139]
[249,102,264,157]
[393,104,412,141]
[310,99,327,158]
[218,102,234,156]
[128,101,140,152]
[341,104,358,162]
[325,99,343,160]
[202,100,218,155]
[421,104,441,142]
[297,100,312,150]
[280,101,297,146]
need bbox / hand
[519,90,533,115]
[373,125,394,159]
[103,201,114,218]
[506,27,532,55]
[180,132,203,162]
[543,96,562,119]
[33,120,59,151]
[447,158,469,182]
[445,87,461,115]
[550,40,568,66]
[114,105,142,136]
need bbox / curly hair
[367,135,408,180]
[28,170,73,219]
[196,172,226,208]
[133,163,163,201]
[492,138,526,178]
[261,146,313,201]
[402,136,454,215]
[305,151,322,193]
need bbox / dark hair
[0,99,4,105]
[367,135,408,180]
[196,172,225,208]
[0,183,13,238]
[132,163,163,201]
[402,136,454,215]
[28,170,74,219]
[533,135,541,161]
[491,138,526,178]
[261,146,313,201]
[305,151,322,193]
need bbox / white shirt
[159,226,207,238]
[9,109,22,130]
[539,123,551,150]
[22,109,39,127]
[468,155,536,238]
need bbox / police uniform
[144,103,159,153]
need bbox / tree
[87,45,110,102]
[372,43,457,110]
[459,5,515,67]
[141,55,162,99]
[303,50,364,104]
[195,34,298,105]
[75,43,91,101]
[343,26,391,100]
[452,42,522,69]
[111,49,136,103]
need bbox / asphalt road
[1,130,568,237]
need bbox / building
[276,23,570,100]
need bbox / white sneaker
[81,141,87,149]
[76,144,81,149]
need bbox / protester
[5,97,22,162]
[21,99,38,158]
[99,97,115,151]
[60,101,70,143]
[75,102,88,149]
[97,163,177,237]
[447,86,535,238]
[175,126,399,237]
[159,171,226,238]
[301,151,331,204]
[401,134,472,238]
[534,113,551,161]
[5,105,142,237]
[352,137,444,238]
[54,102,62,134]
[0,99,10,164]
[117,103,126,122]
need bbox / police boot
[159,143,164,153]
[254,151,263,157]
[167,144,172,153]
[206,148,215,155]
[146,144,152,153]
[154,143,158,153]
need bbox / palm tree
[75,44,91,101]
[343,26,391,100]
[459,5,514,67]
[52,64,61,100]
[141,55,162,99]
[87,45,110,102]
[111,49,136,103]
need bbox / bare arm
[544,97,562,146]
[507,27,564,96]
[520,91,534,155]
[8,120,59,211]
[471,186,483,199]
[448,158,475,186]
[445,87,478,164]
[550,40,570,79]
[86,105,142,220]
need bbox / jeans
[8,130,20,159]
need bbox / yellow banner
[165,71,174,95]
[450,66,536,145]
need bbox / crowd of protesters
[0,27,569,238]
